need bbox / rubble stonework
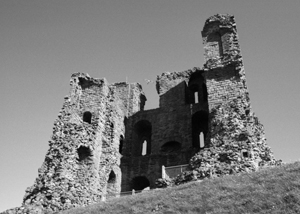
[2,14,279,214]
[3,73,146,214]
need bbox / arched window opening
[83,111,92,124]
[194,91,199,104]
[142,140,147,156]
[199,132,205,148]
[187,71,208,104]
[119,135,124,154]
[192,111,209,149]
[161,141,181,154]
[108,170,116,183]
[107,170,117,198]
[131,176,150,191]
[134,120,152,156]
[188,84,199,104]
[77,146,93,164]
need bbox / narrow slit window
[134,120,152,156]
[194,91,199,104]
[199,132,205,148]
[119,135,124,154]
[192,111,208,149]
[142,140,147,156]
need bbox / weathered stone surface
[2,73,145,213]
[2,14,279,214]
[155,14,280,188]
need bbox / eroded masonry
[4,14,278,214]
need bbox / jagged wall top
[203,14,236,28]
[202,14,241,69]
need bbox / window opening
[187,71,207,105]
[83,111,92,124]
[188,84,198,104]
[142,140,147,156]
[107,170,117,198]
[134,120,152,156]
[77,146,92,163]
[192,111,209,149]
[108,171,116,183]
[199,132,205,148]
[194,91,199,104]
[242,150,250,158]
[119,135,124,154]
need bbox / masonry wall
[121,107,194,191]
[121,68,210,192]
[3,14,278,214]
[19,73,145,213]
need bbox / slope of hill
[59,162,300,214]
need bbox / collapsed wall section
[21,73,110,212]
[16,74,145,213]
[155,14,279,187]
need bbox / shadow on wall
[134,120,152,156]
[131,176,150,191]
[192,111,209,149]
[160,141,181,154]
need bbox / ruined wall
[202,14,248,108]
[10,73,145,213]
[155,14,279,187]
[121,106,196,191]
[120,66,213,192]
[3,14,279,214]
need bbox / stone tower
[120,14,276,191]
[21,74,146,212]
[4,14,277,214]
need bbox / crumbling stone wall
[4,74,145,213]
[2,14,279,214]
[120,67,211,192]
[156,14,279,188]
[156,98,279,187]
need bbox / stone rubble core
[2,14,280,214]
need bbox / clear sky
[1,0,300,211]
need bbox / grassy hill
[59,162,300,214]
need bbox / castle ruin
[3,14,278,214]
